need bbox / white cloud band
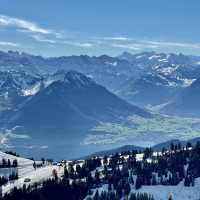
[0,15,50,34]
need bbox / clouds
[1,14,200,55]
[31,34,94,48]
[92,37,160,52]
[0,41,18,47]
[31,35,56,44]
[102,36,131,41]
[0,15,95,49]
[77,43,94,48]
[0,15,61,48]
[144,40,200,49]
[111,43,141,50]
[63,41,94,48]
[0,15,50,34]
[103,37,200,52]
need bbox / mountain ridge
[0,50,199,107]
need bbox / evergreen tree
[7,159,11,168]
[124,182,131,196]
[64,166,69,179]
[168,193,173,200]
[13,159,18,167]
[52,169,58,181]
[135,176,142,190]
[93,190,99,200]
[184,176,190,187]
[129,193,137,200]
[95,170,100,185]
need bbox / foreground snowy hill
[0,151,64,196]
[83,145,200,200]
[1,143,200,200]
[85,179,200,200]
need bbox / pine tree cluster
[0,159,18,168]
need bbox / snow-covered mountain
[117,73,182,107]
[0,71,153,159]
[0,71,42,113]
[5,71,150,133]
[117,51,200,106]
[0,51,139,91]
[0,50,199,107]
[162,78,200,117]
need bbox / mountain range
[0,50,200,158]
[1,50,200,108]
[162,77,200,117]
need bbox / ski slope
[0,151,64,195]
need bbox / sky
[0,0,200,56]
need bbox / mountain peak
[62,70,95,87]
[120,51,133,57]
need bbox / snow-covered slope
[117,51,200,106]
[84,149,200,200]
[86,179,200,200]
[0,151,64,195]
[162,78,200,117]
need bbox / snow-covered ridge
[22,82,42,96]
[105,61,118,66]
[0,70,96,98]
